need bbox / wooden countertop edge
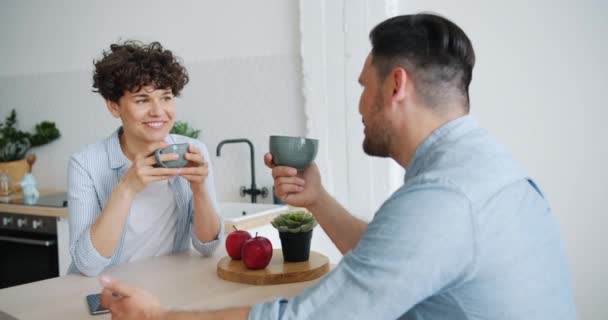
[0,203,67,218]
[0,200,302,221]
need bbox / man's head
[93,41,189,145]
[358,13,475,159]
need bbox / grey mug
[269,136,318,171]
[154,143,189,168]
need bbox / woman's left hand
[180,145,209,192]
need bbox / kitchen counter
[0,190,67,218]
[0,192,299,277]
[0,248,322,319]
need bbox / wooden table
[0,249,322,319]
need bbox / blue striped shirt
[67,128,224,276]
[250,115,575,319]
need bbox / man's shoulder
[385,176,472,212]
[413,131,528,204]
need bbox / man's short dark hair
[92,41,189,102]
[370,13,475,113]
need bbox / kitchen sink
[218,202,289,224]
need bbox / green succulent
[170,121,200,139]
[271,211,317,233]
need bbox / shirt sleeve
[249,182,476,319]
[190,142,225,256]
[67,155,112,276]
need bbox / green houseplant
[0,109,60,162]
[170,121,200,139]
[271,211,318,262]
[0,109,61,192]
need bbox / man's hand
[99,275,166,320]
[265,153,367,254]
[264,153,325,208]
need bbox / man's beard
[362,94,391,158]
[362,126,391,157]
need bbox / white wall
[297,0,404,265]
[0,0,304,203]
[300,0,404,221]
[400,1,607,319]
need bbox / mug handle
[154,148,168,168]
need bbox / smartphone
[86,293,110,315]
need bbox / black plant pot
[279,230,313,262]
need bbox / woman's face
[107,85,176,146]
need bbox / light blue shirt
[250,115,576,319]
[67,129,224,276]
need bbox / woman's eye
[163,96,173,101]
[136,99,147,104]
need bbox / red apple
[225,228,252,260]
[241,234,273,269]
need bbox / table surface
[0,249,322,319]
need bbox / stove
[8,192,67,208]
[0,192,66,288]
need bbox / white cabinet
[56,217,71,276]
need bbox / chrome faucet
[216,138,268,203]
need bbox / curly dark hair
[92,40,189,102]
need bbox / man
[100,13,576,319]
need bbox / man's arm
[265,153,367,254]
[306,190,367,254]
[161,308,250,320]
[250,184,476,319]
[101,184,474,320]
[100,276,250,320]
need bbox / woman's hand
[119,142,181,195]
[179,145,209,193]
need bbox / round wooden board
[217,249,330,285]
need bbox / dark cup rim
[164,142,189,147]
[159,143,189,152]
[269,135,318,143]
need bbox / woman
[68,41,223,276]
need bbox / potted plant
[170,120,200,139]
[271,210,318,262]
[0,109,60,193]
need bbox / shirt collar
[404,114,479,181]
[107,127,129,170]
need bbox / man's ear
[106,100,121,118]
[391,67,408,102]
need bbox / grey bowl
[269,136,318,170]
